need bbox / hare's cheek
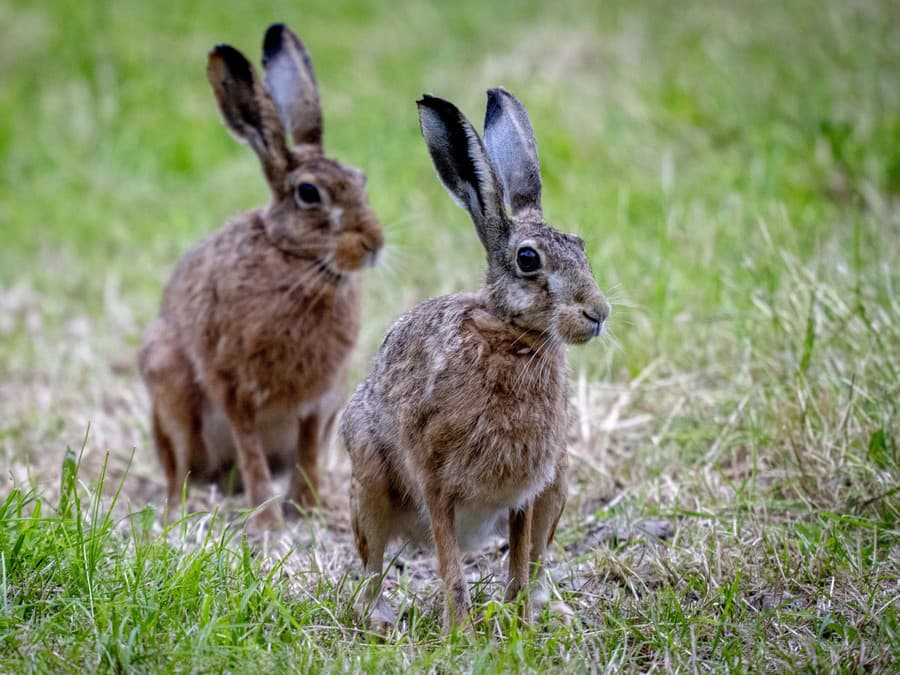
[506,285,533,315]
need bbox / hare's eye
[516,247,542,274]
[295,182,321,207]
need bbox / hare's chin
[560,325,600,345]
[335,250,380,272]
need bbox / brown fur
[341,89,609,631]
[139,24,383,529]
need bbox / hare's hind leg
[422,487,471,633]
[150,406,183,507]
[139,321,205,511]
[350,472,395,633]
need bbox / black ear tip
[417,93,440,108]
[210,44,253,77]
[485,87,514,130]
[486,86,516,109]
[263,23,286,58]
[417,94,460,120]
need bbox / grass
[1,0,899,671]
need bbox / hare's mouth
[555,307,607,344]
[582,311,605,338]
[362,248,381,268]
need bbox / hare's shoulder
[161,211,266,298]
[162,210,336,315]
[373,292,479,364]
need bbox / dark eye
[516,246,542,274]
[295,182,321,206]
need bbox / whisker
[382,212,421,230]
[293,266,336,320]
[287,258,334,297]
[530,335,558,394]
[514,327,554,396]
[375,244,415,278]
[599,328,623,355]
[536,333,561,389]
[292,253,345,306]
[511,327,533,347]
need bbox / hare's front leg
[423,488,470,632]
[288,410,329,509]
[504,503,534,618]
[223,397,283,530]
[528,454,573,619]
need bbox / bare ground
[0,280,677,630]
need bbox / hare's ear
[262,23,323,148]
[417,95,508,252]
[207,44,290,189]
[483,87,542,218]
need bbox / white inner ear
[462,123,497,219]
[265,57,297,126]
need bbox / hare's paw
[248,501,286,533]
[542,600,576,626]
[355,591,395,636]
[366,600,395,635]
[529,571,576,625]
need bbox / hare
[341,88,609,632]
[139,23,383,529]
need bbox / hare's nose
[584,297,610,323]
[582,299,610,336]
[362,227,384,253]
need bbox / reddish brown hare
[341,89,609,631]
[140,24,383,529]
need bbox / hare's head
[418,88,609,345]
[207,24,383,273]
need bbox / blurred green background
[3,0,896,384]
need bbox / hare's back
[159,212,267,320]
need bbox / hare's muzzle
[558,290,610,344]
[335,217,384,271]
[361,234,383,268]
[582,307,608,338]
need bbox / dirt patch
[1,285,676,628]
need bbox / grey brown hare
[341,89,610,632]
[139,24,383,529]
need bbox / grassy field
[1,0,899,671]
